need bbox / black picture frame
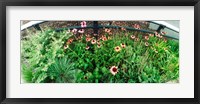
[0,0,199,104]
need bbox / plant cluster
[21,21,179,83]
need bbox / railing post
[156,24,166,33]
[33,24,41,31]
[93,21,98,39]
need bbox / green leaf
[84,64,89,70]
[138,76,142,82]
[128,79,135,83]
[102,67,109,74]
[35,72,47,83]
[95,79,99,83]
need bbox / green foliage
[47,56,76,83]
[21,29,72,83]
[21,28,179,83]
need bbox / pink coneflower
[121,27,126,31]
[110,66,118,75]
[64,45,69,49]
[135,38,139,41]
[85,34,90,37]
[121,43,126,48]
[71,28,77,34]
[149,33,154,37]
[80,21,87,28]
[104,28,108,32]
[97,44,101,48]
[130,35,135,39]
[114,46,121,52]
[145,42,149,46]
[85,46,90,50]
[105,28,111,33]
[108,32,112,35]
[86,37,91,42]
[93,33,98,36]
[161,31,167,35]
[159,35,163,38]
[66,38,74,44]
[91,39,97,44]
[144,36,149,40]
[133,24,141,29]
[97,40,100,44]
[155,32,160,37]
[78,29,84,34]
[163,38,167,43]
[102,36,107,41]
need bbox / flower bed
[21,21,179,83]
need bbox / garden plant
[21,21,179,83]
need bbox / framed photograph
[1,0,199,104]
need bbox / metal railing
[21,21,179,40]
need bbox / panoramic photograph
[21,21,179,83]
